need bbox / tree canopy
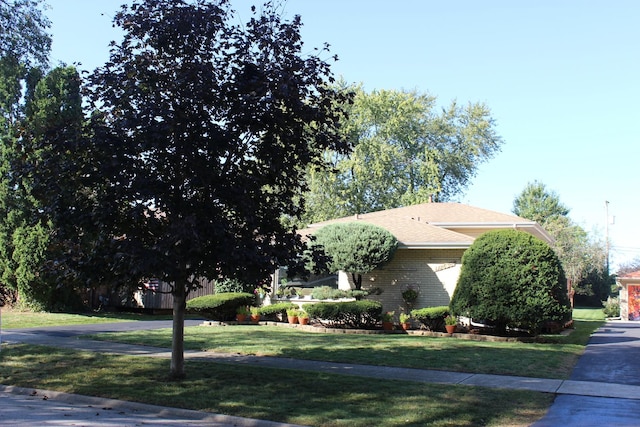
[512,181,608,305]
[0,0,59,309]
[300,86,503,225]
[312,222,397,290]
[512,180,570,224]
[450,229,571,335]
[74,0,349,378]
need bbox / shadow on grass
[0,344,552,427]
[85,319,604,379]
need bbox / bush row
[303,300,382,329]
[186,292,254,321]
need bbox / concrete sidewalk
[4,320,640,425]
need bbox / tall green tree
[512,181,608,305]
[1,66,85,310]
[312,222,397,290]
[0,0,52,307]
[301,86,502,225]
[81,0,349,379]
[512,180,570,224]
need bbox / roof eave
[398,242,472,249]
[432,222,554,244]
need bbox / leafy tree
[80,0,349,379]
[301,86,502,224]
[0,0,51,69]
[312,222,397,290]
[1,65,86,310]
[512,180,570,224]
[450,229,571,335]
[0,0,57,308]
[512,181,608,306]
[617,258,640,277]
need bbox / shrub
[186,292,254,320]
[214,278,252,294]
[311,286,346,300]
[303,300,382,328]
[310,286,370,300]
[602,296,620,318]
[450,229,571,335]
[411,306,449,331]
[257,302,296,320]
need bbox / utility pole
[605,200,610,276]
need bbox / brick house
[297,202,552,313]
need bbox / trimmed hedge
[310,286,369,301]
[303,300,382,328]
[411,306,449,332]
[186,292,254,320]
[258,302,297,320]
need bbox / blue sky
[45,0,639,270]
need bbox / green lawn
[0,307,606,426]
[0,309,174,329]
[84,316,603,379]
[0,343,553,427]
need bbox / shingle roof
[299,202,550,248]
[619,271,640,279]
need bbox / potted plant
[250,306,261,323]
[399,312,411,330]
[445,314,457,334]
[236,306,250,322]
[382,311,394,331]
[298,310,310,325]
[286,307,299,324]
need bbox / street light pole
[605,200,610,277]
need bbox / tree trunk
[352,273,362,290]
[170,283,187,380]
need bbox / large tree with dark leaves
[83,0,350,378]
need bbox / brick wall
[341,248,465,315]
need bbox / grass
[0,308,175,329]
[84,315,603,379]
[0,343,553,427]
[0,306,606,426]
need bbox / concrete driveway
[533,321,640,426]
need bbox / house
[296,202,552,313]
[617,271,640,321]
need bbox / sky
[44,0,639,270]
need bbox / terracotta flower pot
[401,322,411,331]
[250,314,260,323]
[382,321,394,331]
[445,324,456,335]
[236,314,247,322]
[288,315,298,324]
[299,317,309,325]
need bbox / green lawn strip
[85,318,603,379]
[0,310,176,329]
[0,343,552,427]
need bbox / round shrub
[258,302,297,321]
[411,306,449,332]
[186,292,254,320]
[450,229,571,335]
[303,300,382,328]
